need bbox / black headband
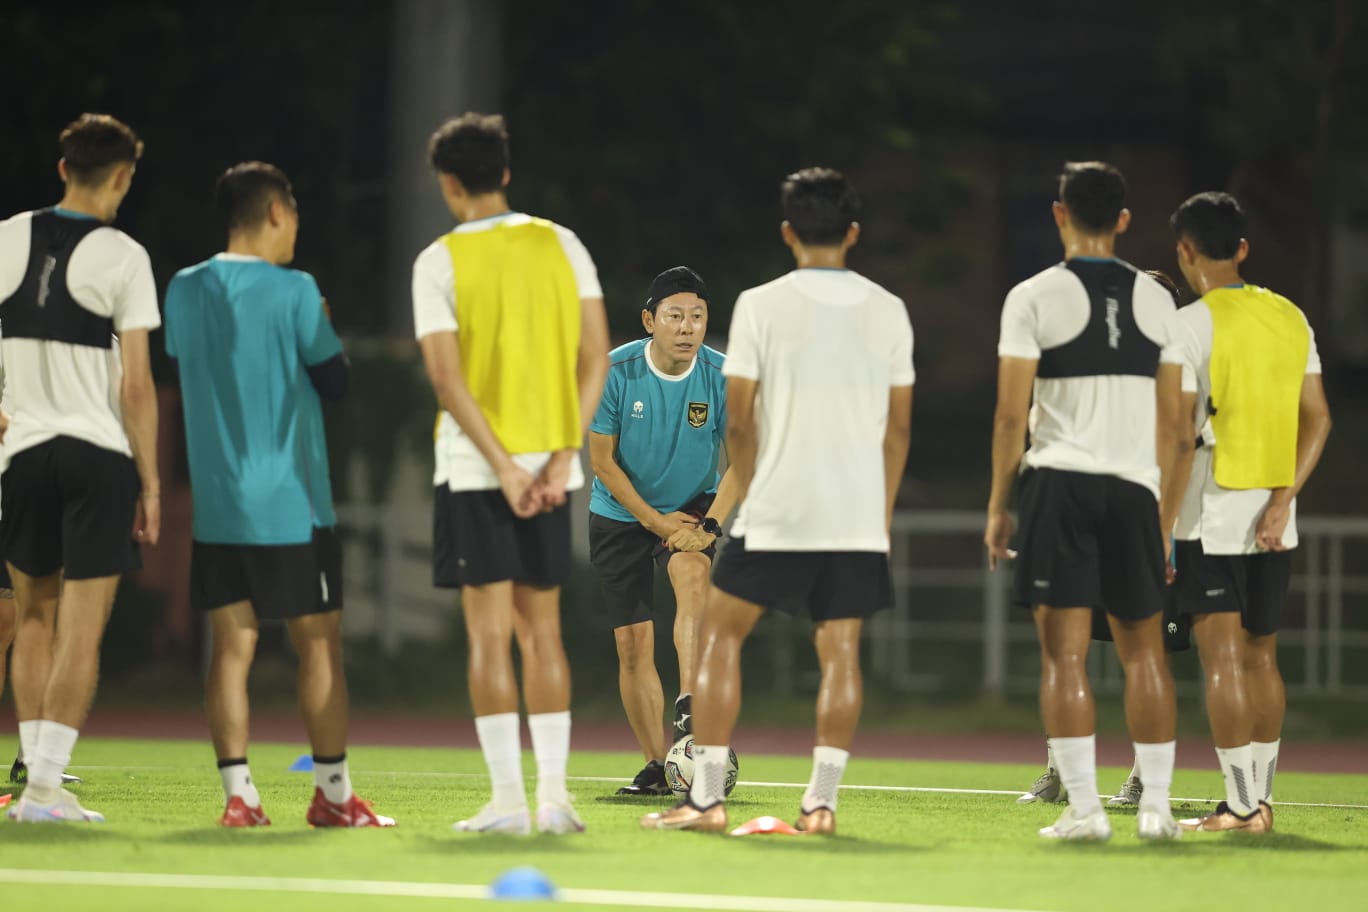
[645,266,709,312]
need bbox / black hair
[781,167,860,246]
[1057,161,1127,234]
[1170,192,1245,260]
[59,113,143,186]
[427,112,510,194]
[215,162,295,234]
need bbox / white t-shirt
[0,210,160,471]
[724,269,915,552]
[997,260,1183,497]
[1172,299,1322,554]
[411,212,601,492]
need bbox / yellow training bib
[439,218,582,454]
[1205,285,1308,489]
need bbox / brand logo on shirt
[1105,297,1121,349]
[37,255,57,307]
[1205,588,1226,598]
[687,401,709,428]
[632,401,645,419]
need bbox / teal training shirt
[164,254,341,544]
[589,339,727,523]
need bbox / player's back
[725,269,915,552]
[443,213,583,453]
[164,254,336,545]
[0,208,160,464]
[1000,260,1179,496]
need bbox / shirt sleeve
[588,365,621,435]
[1304,316,1323,375]
[553,225,603,299]
[294,275,343,366]
[412,241,457,340]
[1173,305,1205,393]
[722,293,760,381]
[996,284,1040,359]
[889,300,915,386]
[113,243,161,332]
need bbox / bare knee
[667,553,710,595]
[614,623,653,674]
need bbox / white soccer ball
[663,735,739,796]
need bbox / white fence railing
[333,505,1368,699]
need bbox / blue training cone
[288,754,314,772]
[489,866,556,901]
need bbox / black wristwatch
[699,517,723,537]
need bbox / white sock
[1252,739,1280,804]
[688,744,729,808]
[18,720,40,764]
[802,746,849,814]
[218,760,261,806]
[313,754,352,805]
[474,712,526,810]
[527,711,571,805]
[1045,739,1056,770]
[1132,741,1174,813]
[27,720,78,801]
[1051,735,1102,816]
[1215,744,1258,816]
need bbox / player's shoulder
[1007,263,1077,300]
[169,257,216,286]
[697,344,726,372]
[0,209,36,234]
[609,338,649,370]
[78,222,149,263]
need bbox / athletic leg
[1245,632,1283,804]
[1190,612,1260,818]
[614,621,667,763]
[667,551,710,697]
[796,617,863,833]
[1034,604,1110,839]
[1108,613,1178,835]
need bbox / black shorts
[1089,587,1192,651]
[1013,468,1166,621]
[1172,539,1292,637]
[191,527,342,620]
[433,487,571,589]
[711,537,891,621]
[0,437,141,580]
[588,495,717,629]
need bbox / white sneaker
[1107,775,1144,807]
[536,800,585,835]
[1038,805,1111,840]
[1136,807,1181,840]
[1017,767,1065,805]
[8,788,105,823]
[452,803,531,835]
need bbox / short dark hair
[781,167,860,246]
[59,113,143,186]
[1144,269,1183,306]
[1058,161,1127,234]
[1170,192,1245,260]
[215,162,295,234]
[427,112,509,194]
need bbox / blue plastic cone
[489,866,556,901]
[288,754,314,772]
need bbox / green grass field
[0,737,1364,911]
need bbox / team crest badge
[687,402,709,428]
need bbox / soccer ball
[663,735,739,796]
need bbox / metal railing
[333,504,1368,699]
